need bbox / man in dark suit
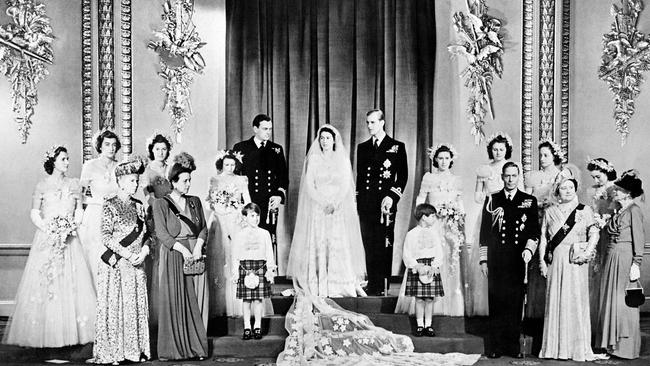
[479,161,539,359]
[232,114,289,258]
[356,109,408,296]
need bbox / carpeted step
[408,333,485,354]
[271,295,399,314]
[0,343,93,363]
[212,335,287,357]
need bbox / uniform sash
[101,217,144,267]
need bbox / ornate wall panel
[539,0,556,141]
[560,0,570,160]
[98,0,115,130]
[521,0,534,174]
[120,0,132,156]
[82,0,93,162]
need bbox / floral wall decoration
[148,0,206,143]
[599,0,650,145]
[0,0,54,144]
[448,0,504,145]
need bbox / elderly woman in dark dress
[596,169,645,359]
[152,152,208,360]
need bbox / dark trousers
[359,210,394,294]
[486,257,526,355]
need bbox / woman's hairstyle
[94,130,121,154]
[414,203,437,221]
[538,140,564,166]
[429,144,455,169]
[242,202,261,216]
[43,145,68,175]
[215,150,243,174]
[587,158,617,181]
[486,133,513,160]
[168,152,196,183]
[318,126,337,151]
[554,178,578,196]
[146,133,172,161]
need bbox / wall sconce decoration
[448,0,504,145]
[0,0,54,144]
[149,0,206,143]
[599,0,650,145]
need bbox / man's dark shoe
[242,328,252,340]
[414,326,424,337]
[487,352,501,359]
[424,327,436,337]
[253,328,263,340]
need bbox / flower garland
[435,200,466,275]
[149,0,206,143]
[448,0,504,145]
[40,214,76,298]
[0,0,54,144]
[598,0,650,145]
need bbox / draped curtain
[226,0,436,274]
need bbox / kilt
[236,259,272,300]
[405,257,444,298]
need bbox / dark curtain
[226,0,435,274]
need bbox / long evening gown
[206,174,248,317]
[3,178,96,347]
[93,196,150,363]
[538,201,597,361]
[79,158,118,283]
[396,171,465,316]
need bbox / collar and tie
[259,141,266,149]
[506,191,514,201]
[373,137,379,150]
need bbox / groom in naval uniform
[356,109,408,296]
[479,161,539,359]
[233,114,289,257]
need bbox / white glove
[30,209,47,232]
[630,263,641,281]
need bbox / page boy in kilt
[231,203,276,340]
[402,203,444,337]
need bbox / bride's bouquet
[435,201,466,275]
[209,187,242,212]
[41,215,76,296]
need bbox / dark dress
[356,135,408,294]
[153,195,208,360]
[479,189,539,356]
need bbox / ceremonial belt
[544,204,584,264]
[163,196,201,237]
[101,217,144,267]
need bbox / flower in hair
[427,143,458,160]
[43,145,66,164]
[145,131,174,151]
[539,138,566,162]
[487,131,513,147]
[215,149,244,164]
[587,158,614,172]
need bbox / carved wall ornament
[98,0,115,130]
[81,0,93,162]
[448,0,504,145]
[0,0,54,144]
[149,0,206,143]
[521,0,534,174]
[599,0,650,144]
[121,0,133,156]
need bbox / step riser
[271,296,399,314]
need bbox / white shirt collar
[254,137,267,148]
[373,130,386,146]
[505,188,518,200]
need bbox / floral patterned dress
[207,174,248,316]
[416,172,465,316]
[3,178,96,347]
[93,196,150,364]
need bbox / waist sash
[544,203,584,264]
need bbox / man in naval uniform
[479,161,539,359]
[356,109,408,296]
[233,114,289,259]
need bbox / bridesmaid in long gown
[140,133,172,334]
[585,158,617,331]
[524,140,573,319]
[3,146,96,347]
[596,170,645,360]
[93,157,150,364]
[466,132,522,316]
[538,178,598,361]
[79,130,120,283]
[398,144,464,316]
[206,150,249,317]
[153,152,208,360]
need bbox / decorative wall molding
[559,0,570,161]
[539,0,556,141]
[120,0,133,156]
[521,0,534,174]
[81,0,93,162]
[98,0,115,130]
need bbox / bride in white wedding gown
[279,125,481,365]
[287,124,366,297]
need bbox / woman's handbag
[569,242,590,264]
[625,280,645,307]
[183,255,206,275]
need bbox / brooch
[521,214,527,222]
[382,170,391,179]
[273,147,281,154]
[383,159,392,168]
[387,145,399,153]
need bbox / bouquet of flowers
[435,201,466,275]
[593,213,612,229]
[209,187,242,212]
[41,214,76,297]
